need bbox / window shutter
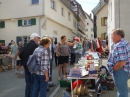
[101,17,105,26]
[0,21,5,28]
[55,38,57,42]
[31,18,36,25]
[1,21,5,28]
[18,20,22,26]
[0,22,1,28]
[16,36,22,45]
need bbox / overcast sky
[76,0,100,15]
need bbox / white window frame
[22,19,32,26]
[22,36,30,44]
[51,0,56,10]
[73,20,76,28]
[61,7,64,16]
[91,34,93,38]
[68,12,71,21]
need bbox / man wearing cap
[20,33,40,97]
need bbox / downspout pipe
[39,0,45,36]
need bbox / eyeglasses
[37,37,40,39]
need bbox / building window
[23,19,31,26]
[86,29,88,32]
[23,36,30,44]
[91,28,93,31]
[32,0,39,4]
[0,21,5,28]
[68,12,71,20]
[51,0,56,10]
[87,23,89,25]
[86,35,88,38]
[73,20,76,28]
[101,17,107,26]
[18,18,36,27]
[91,34,93,37]
[61,8,64,16]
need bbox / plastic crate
[60,78,71,87]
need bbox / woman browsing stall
[32,37,51,97]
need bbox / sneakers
[15,70,19,74]
[17,75,25,78]
[48,83,56,87]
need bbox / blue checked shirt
[33,45,50,75]
[107,38,130,75]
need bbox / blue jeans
[24,69,33,97]
[113,68,128,97]
[32,73,48,97]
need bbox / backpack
[27,54,39,72]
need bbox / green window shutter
[31,18,36,25]
[55,38,57,42]
[0,40,5,45]
[1,21,5,28]
[16,36,22,45]
[18,20,22,26]
[0,22,1,28]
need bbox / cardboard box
[95,66,99,71]
[8,65,12,70]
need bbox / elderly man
[107,28,130,97]
[20,33,40,97]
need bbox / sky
[76,0,100,15]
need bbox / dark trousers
[70,53,75,64]
[0,59,2,65]
[54,53,58,66]
[24,69,34,97]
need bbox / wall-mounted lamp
[11,18,15,22]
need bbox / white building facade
[0,0,78,45]
[107,0,130,49]
[85,13,94,40]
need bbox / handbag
[10,54,15,59]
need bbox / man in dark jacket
[21,33,40,97]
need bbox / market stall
[67,51,102,97]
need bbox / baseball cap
[30,33,40,39]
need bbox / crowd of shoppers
[1,28,129,97]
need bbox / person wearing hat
[20,33,40,97]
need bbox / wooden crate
[8,65,12,70]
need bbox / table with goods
[67,52,102,97]
[0,54,12,72]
